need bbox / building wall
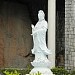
[65,0,75,71]
[0,1,33,68]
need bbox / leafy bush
[3,69,20,75]
[29,71,42,75]
[0,65,32,75]
[1,66,75,75]
[51,67,69,75]
[70,70,75,75]
[2,69,42,75]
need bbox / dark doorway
[56,0,65,67]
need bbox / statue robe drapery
[32,20,51,55]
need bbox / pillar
[48,0,56,68]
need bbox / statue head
[38,10,45,21]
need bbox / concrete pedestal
[26,67,53,75]
[30,67,53,75]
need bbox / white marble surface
[30,67,53,75]
[26,10,53,75]
[31,10,52,68]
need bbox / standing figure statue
[30,10,53,75]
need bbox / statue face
[38,10,45,21]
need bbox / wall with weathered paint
[0,1,33,68]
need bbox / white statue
[29,10,53,75]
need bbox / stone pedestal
[30,67,53,75]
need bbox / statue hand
[31,33,33,36]
[31,24,34,29]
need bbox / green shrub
[0,69,5,74]
[1,66,75,75]
[3,69,20,75]
[51,67,69,75]
[0,65,32,75]
[2,69,42,75]
[70,70,75,75]
[29,71,42,75]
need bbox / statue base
[28,67,53,75]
